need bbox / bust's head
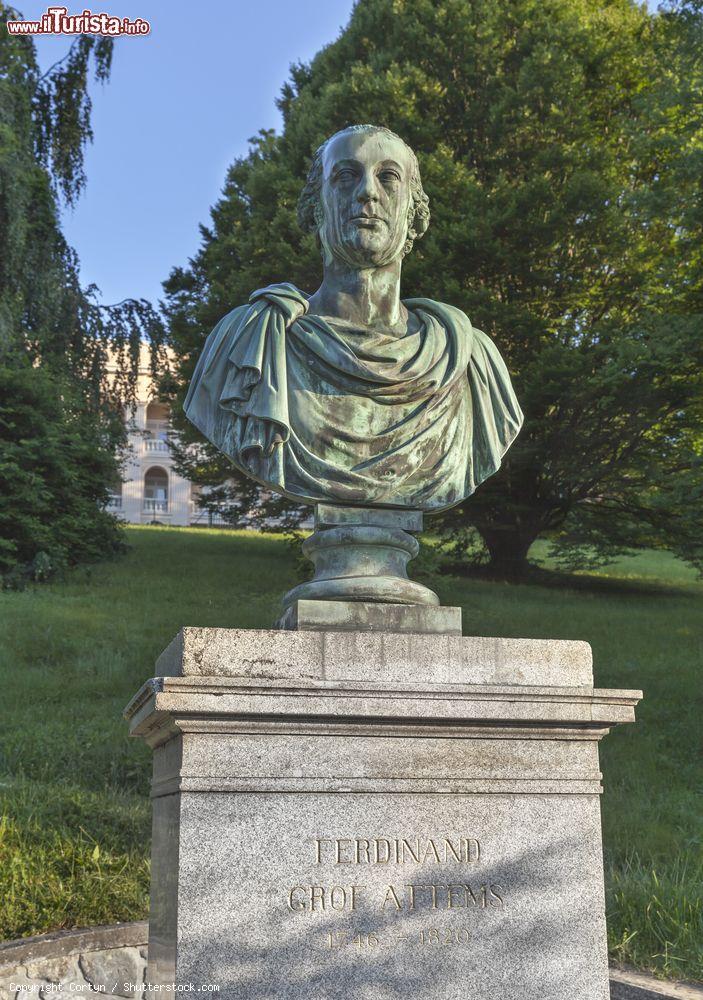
[298,125,430,269]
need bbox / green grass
[0,526,701,980]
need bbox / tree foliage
[164,0,703,576]
[0,364,127,583]
[0,4,165,584]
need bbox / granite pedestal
[125,627,641,999]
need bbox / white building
[107,349,223,527]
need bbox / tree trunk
[478,526,538,580]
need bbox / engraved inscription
[288,884,363,911]
[285,834,506,954]
[380,883,503,910]
[324,927,476,951]
[314,837,480,865]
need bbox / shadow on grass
[434,562,695,599]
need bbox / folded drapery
[184,283,523,512]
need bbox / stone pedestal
[277,599,462,634]
[125,627,641,1000]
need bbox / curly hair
[297,125,430,257]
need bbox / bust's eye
[379,169,401,183]
[336,168,356,181]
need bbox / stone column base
[280,505,439,611]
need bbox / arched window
[144,466,168,514]
[145,401,170,441]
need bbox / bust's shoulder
[203,304,251,346]
[214,283,309,328]
[219,303,251,325]
[220,302,251,326]
[403,297,473,331]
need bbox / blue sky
[27,0,356,305]
[26,0,659,307]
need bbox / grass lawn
[0,525,701,980]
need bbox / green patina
[185,125,522,514]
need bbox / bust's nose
[356,169,381,204]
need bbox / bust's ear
[297,151,325,236]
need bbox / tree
[0,364,127,582]
[0,4,165,583]
[164,0,703,577]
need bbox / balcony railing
[189,503,230,527]
[144,499,168,514]
[144,438,169,453]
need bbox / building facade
[107,350,223,527]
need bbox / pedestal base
[276,599,462,634]
[126,628,641,1000]
[280,505,439,612]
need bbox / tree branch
[38,38,80,82]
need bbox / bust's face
[318,130,413,269]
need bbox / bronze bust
[184,124,522,514]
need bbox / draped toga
[184,283,523,512]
